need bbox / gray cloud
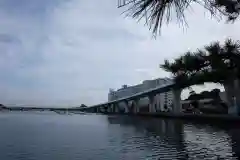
[0,0,236,107]
[0,33,20,44]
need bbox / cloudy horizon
[0,0,238,107]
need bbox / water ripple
[0,112,240,160]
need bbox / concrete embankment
[140,112,240,122]
[98,112,240,123]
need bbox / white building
[108,78,174,111]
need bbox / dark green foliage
[160,38,240,89]
[118,0,240,35]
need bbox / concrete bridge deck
[86,83,175,109]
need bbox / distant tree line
[80,104,87,108]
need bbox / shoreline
[2,108,240,123]
[96,112,240,123]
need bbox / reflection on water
[184,124,233,159]
[0,112,239,160]
[107,116,187,160]
[107,116,238,160]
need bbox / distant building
[108,78,174,111]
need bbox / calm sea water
[0,111,240,160]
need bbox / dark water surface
[0,111,240,160]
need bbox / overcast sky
[0,0,239,107]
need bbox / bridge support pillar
[109,104,112,113]
[100,106,105,113]
[148,94,156,113]
[172,89,182,114]
[110,104,113,113]
[101,106,105,113]
[105,105,108,113]
[110,103,116,113]
[133,98,140,113]
[114,103,119,113]
[107,104,111,113]
[123,100,130,113]
[105,105,109,113]
[96,107,99,113]
[112,104,115,113]
[98,107,102,113]
[116,103,120,113]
